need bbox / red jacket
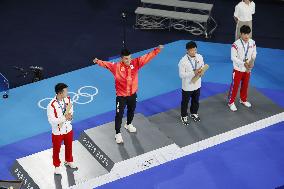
[96,48,161,97]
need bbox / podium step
[79,113,174,172]
[11,141,108,189]
[148,88,284,147]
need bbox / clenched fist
[93,58,98,64]
[65,113,72,121]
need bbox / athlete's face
[243,0,250,4]
[58,88,68,99]
[121,55,132,65]
[187,47,197,57]
[241,33,250,42]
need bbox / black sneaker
[190,114,201,122]
[181,116,190,126]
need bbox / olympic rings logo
[38,86,99,109]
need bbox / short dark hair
[121,49,131,57]
[240,25,251,34]
[55,83,68,94]
[186,41,197,50]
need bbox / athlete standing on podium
[228,25,257,111]
[93,45,163,144]
[47,83,77,174]
[178,41,205,126]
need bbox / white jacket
[47,96,73,135]
[234,1,255,22]
[178,53,205,91]
[231,38,257,72]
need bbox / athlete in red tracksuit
[228,25,257,111]
[93,45,163,143]
[47,83,77,174]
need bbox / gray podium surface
[149,88,284,147]
[11,141,108,189]
[80,114,174,169]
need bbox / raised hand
[93,58,98,64]
[158,45,164,50]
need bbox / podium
[10,88,284,189]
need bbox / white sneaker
[240,100,252,107]
[115,133,124,144]
[181,116,190,126]
[124,123,137,133]
[54,166,62,175]
[65,161,77,169]
[228,103,237,112]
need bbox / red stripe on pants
[228,69,250,104]
[52,130,74,167]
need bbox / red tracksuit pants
[228,69,251,104]
[52,130,73,167]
